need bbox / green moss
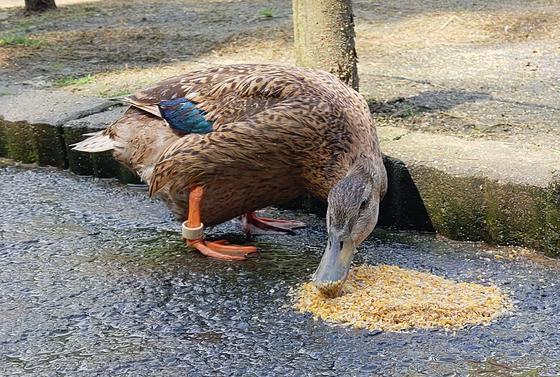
[32,124,66,167]
[1,121,66,167]
[482,181,559,253]
[484,184,538,248]
[0,123,6,157]
[411,166,488,241]
[539,180,560,253]
[2,121,37,163]
[409,165,560,255]
[62,125,94,175]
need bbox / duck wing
[122,64,307,135]
[148,96,326,196]
[125,64,350,197]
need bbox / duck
[73,64,387,296]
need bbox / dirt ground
[1,0,559,146]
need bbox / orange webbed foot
[182,186,258,261]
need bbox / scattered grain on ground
[294,264,511,332]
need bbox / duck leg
[241,212,306,236]
[183,186,257,261]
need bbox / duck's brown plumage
[79,64,384,225]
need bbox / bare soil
[1,0,559,146]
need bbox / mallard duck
[73,64,387,296]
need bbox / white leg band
[182,221,204,240]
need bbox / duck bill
[312,234,355,297]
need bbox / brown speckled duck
[73,64,387,295]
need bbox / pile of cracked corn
[294,265,511,332]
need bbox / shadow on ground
[368,89,491,117]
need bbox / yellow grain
[294,265,511,332]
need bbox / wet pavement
[1,165,559,376]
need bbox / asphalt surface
[1,165,559,376]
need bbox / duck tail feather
[70,130,115,152]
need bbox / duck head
[312,157,386,297]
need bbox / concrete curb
[0,87,558,254]
[0,87,139,183]
[379,127,559,254]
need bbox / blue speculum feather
[158,98,213,134]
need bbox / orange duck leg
[183,186,257,261]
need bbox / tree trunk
[25,0,57,13]
[293,0,358,90]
